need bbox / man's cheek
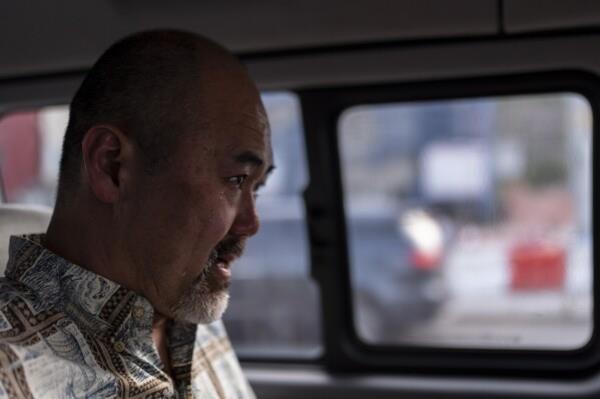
[202,199,235,232]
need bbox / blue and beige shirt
[0,234,255,398]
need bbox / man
[0,29,273,398]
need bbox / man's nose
[230,193,260,238]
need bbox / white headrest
[0,204,52,275]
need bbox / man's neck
[45,203,139,294]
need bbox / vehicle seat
[0,203,52,276]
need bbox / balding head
[46,29,272,325]
[58,29,252,198]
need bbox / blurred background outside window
[339,93,592,349]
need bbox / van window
[338,93,592,350]
[0,91,320,358]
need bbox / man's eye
[228,175,247,188]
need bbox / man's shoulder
[0,285,120,398]
[0,278,54,376]
[0,277,59,344]
[0,276,49,311]
[0,277,34,309]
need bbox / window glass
[338,93,592,350]
[0,91,320,357]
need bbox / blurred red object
[510,243,565,290]
[410,250,441,271]
[0,112,40,201]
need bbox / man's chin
[171,290,230,324]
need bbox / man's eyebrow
[234,151,264,167]
[233,151,275,176]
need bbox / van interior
[1,1,600,398]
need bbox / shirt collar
[5,234,156,340]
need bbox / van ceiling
[2,0,600,80]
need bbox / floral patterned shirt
[0,234,255,398]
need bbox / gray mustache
[216,237,245,260]
[206,237,245,267]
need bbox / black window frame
[299,70,600,378]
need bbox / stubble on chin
[171,283,230,325]
[169,249,230,324]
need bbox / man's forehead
[184,95,272,163]
[198,100,269,133]
[207,101,273,165]
[237,104,270,136]
[228,102,271,147]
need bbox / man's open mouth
[210,238,245,282]
[214,255,235,279]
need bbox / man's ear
[81,125,131,204]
